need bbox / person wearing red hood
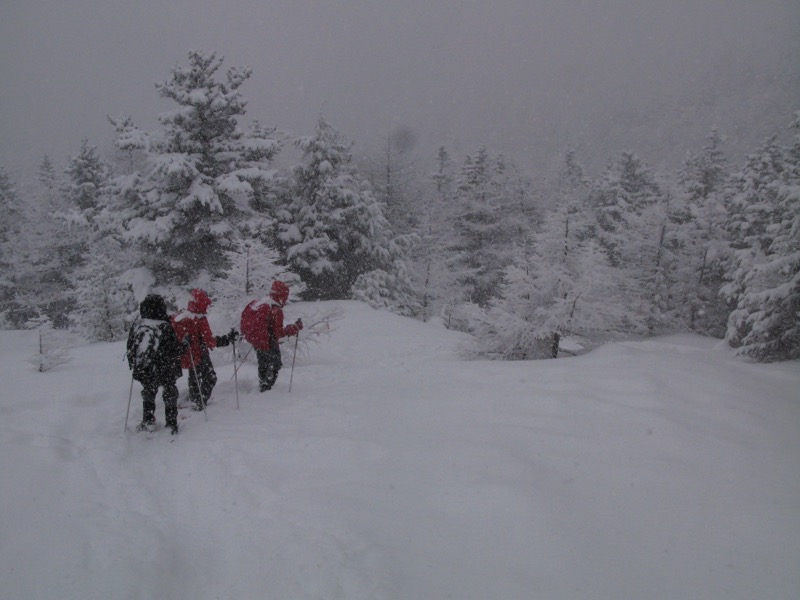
[240,281,303,392]
[172,289,237,410]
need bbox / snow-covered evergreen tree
[447,146,520,308]
[70,250,136,342]
[362,125,421,235]
[37,155,60,202]
[280,116,416,307]
[59,140,111,263]
[589,151,661,267]
[0,167,22,327]
[114,52,272,288]
[471,161,638,361]
[4,159,84,329]
[412,146,463,321]
[62,140,111,225]
[58,140,125,335]
[670,130,731,336]
[586,151,665,334]
[723,119,800,361]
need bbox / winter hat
[269,281,290,306]
[188,288,212,314]
[140,294,169,321]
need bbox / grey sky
[1,0,798,178]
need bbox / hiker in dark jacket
[126,294,184,434]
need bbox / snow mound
[1,302,798,599]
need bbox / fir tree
[70,250,135,342]
[0,168,22,326]
[472,184,637,360]
[586,151,664,334]
[448,146,519,307]
[37,155,60,202]
[723,120,800,361]
[415,146,463,321]
[114,52,270,287]
[670,130,731,336]
[62,139,111,224]
[280,116,415,305]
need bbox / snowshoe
[136,420,156,433]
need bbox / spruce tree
[114,52,271,287]
[671,130,731,336]
[0,168,22,326]
[586,151,664,334]
[280,116,415,306]
[415,146,461,321]
[447,146,519,307]
[70,251,135,342]
[723,122,799,361]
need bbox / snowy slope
[1,301,798,600]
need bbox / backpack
[240,301,274,351]
[127,320,162,381]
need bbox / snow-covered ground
[2,301,798,600]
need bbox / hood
[139,294,169,321]
[269,281,290,306]
[187,288,211,314]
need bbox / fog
[2,0,798,176]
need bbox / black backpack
[127,320,162,381]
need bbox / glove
[228,328,239,342]
[295,318,303,331]
[215,334,231,348]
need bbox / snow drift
[1,301,798,599]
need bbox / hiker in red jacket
[172,289,236,410]
[240,281,302,392]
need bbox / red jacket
[241,298,299,352]
[172,309,216,368]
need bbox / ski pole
[230,345,252,380]
[231,335,240,410]
[288,331,299,392]
[124,371,135,432]
[187,339,208,421]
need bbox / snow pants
[141,378,179,428]
[256,347,282,391]
[187,354,217,408]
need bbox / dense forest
[1,52,798,362]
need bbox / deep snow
[1,301,798,599]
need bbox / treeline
[0,52,797,362]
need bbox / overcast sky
[2,0,798,178]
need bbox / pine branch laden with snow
[290,305,343,358]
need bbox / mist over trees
[1,52,798,362]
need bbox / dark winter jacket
[126,295,183,384]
